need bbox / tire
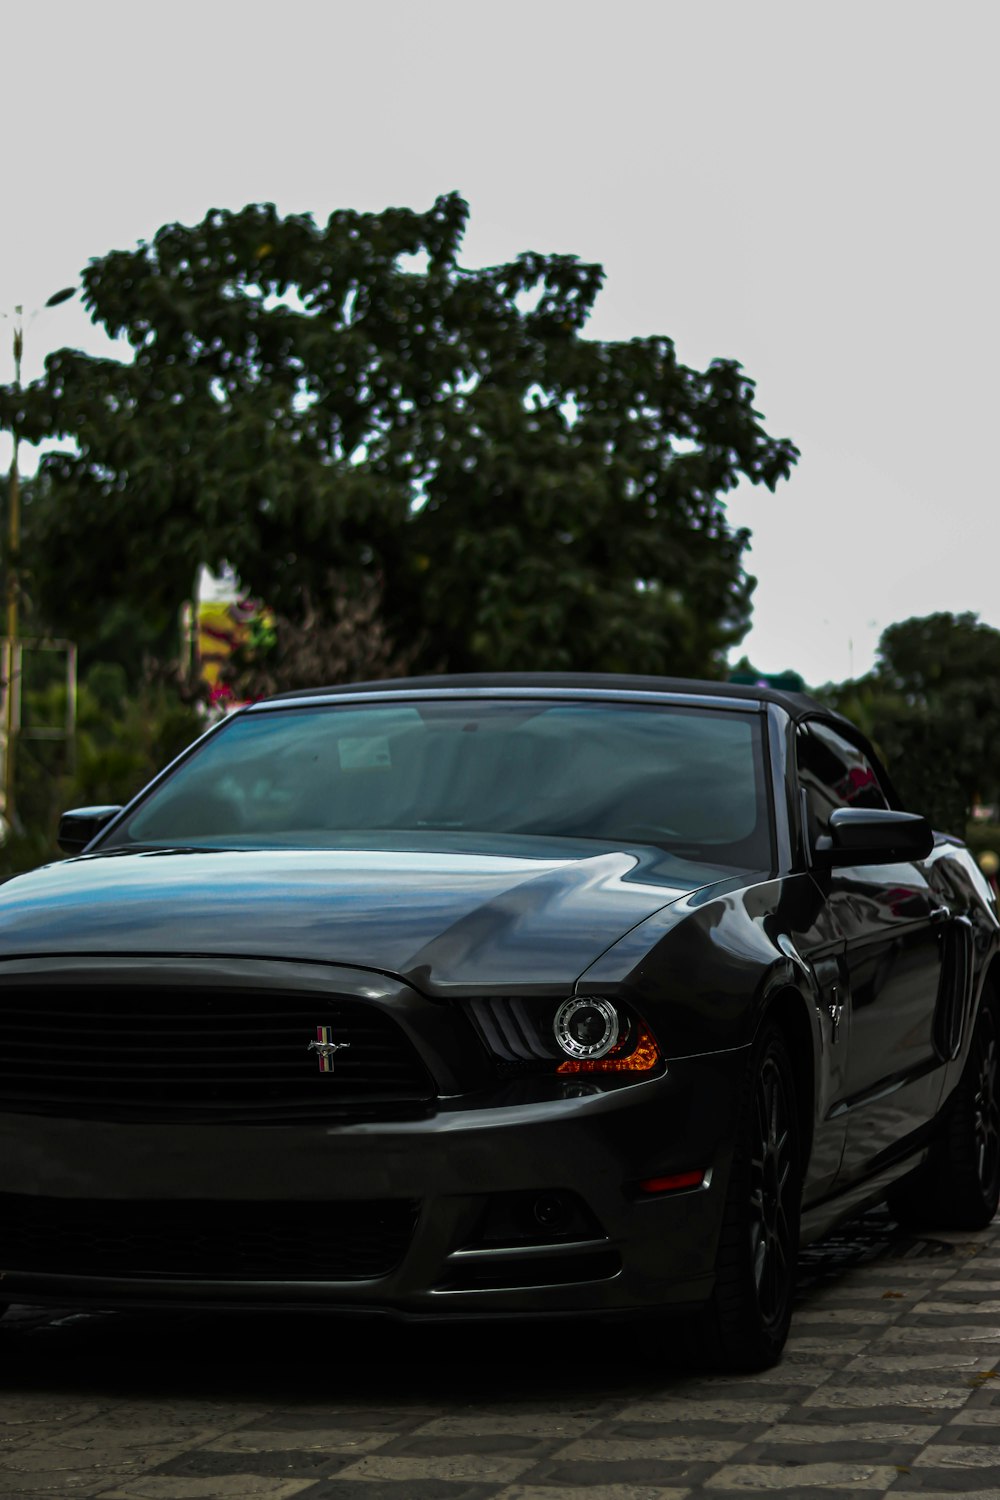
[694,1023,802,1371]
[889,996,1000,1231]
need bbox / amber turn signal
[556,1023,661,1074]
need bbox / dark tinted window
[796,721,889,842]
[112,699,773,872]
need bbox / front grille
[0,1193,419,1280]
[0,985,434,1121]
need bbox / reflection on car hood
[0,846,696,992]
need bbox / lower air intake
[0,1194,420,1281]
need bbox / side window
[796,721,890,844]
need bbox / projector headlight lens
[553,996,620,1060]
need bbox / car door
[797,720,949,1185]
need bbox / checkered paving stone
[2,1211,1000,1498]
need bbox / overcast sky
[2,0,995,687]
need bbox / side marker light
[638,1170,706,1195]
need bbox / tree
[825,612,1000,833]
[3,194,798,681]
[0,660,204,878]
[221,571,417,701]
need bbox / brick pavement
[2,1210,1000,1499]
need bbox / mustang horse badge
[307,1026,351,1073]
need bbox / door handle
[930,905,951,924]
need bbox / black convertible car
[1,674,997,1369]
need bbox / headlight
[467,994,662,1076]
[553,996,620,1060]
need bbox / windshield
[107,698,772,872]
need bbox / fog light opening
[637,1169,708,1196]
[531,1192,573,1233]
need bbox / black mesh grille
[0,985,434,1121]
[0,1193,419,1280]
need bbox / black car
[1,674,997,1369]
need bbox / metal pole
[66,641,78,772]
[1,290,74,831]
[3,309,22,828]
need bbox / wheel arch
[755,984,817,1178]
[979,954,1000,1013]
[960,950,1000,1077]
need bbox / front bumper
[0,1048,748,1319]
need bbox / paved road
[2,1209,1000,1499]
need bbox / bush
[0,667,204,878]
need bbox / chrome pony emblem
[307,1025,351,1073]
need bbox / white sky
[2,0,996,688]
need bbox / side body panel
[818,856,947,1182]
[575,871,848,1208]
[577,698,1000,1228]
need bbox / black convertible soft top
[265,671,833,723]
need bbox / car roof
[260,672,836,723]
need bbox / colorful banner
[194,565,273,707]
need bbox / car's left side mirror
[57,805,123,855]
[813,807,934,867]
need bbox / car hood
[0,846,696,992]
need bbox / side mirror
[814,807,934,867]
[57,805,123,855]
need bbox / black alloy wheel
[889,996,1000,1231]
[971,1007,1000,1203]
[695,1023,801,1371]
[750,1051,797,1329]
[944,997,1000,1226]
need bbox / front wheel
[694,1024,801,1370]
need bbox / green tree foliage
[67,664,203,810]
[222,572,416,701]
[0,661,204,877]
[2,194,798,681]
[15,471,171,676]
[825,612,1000,834]
[729,656,806,693]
